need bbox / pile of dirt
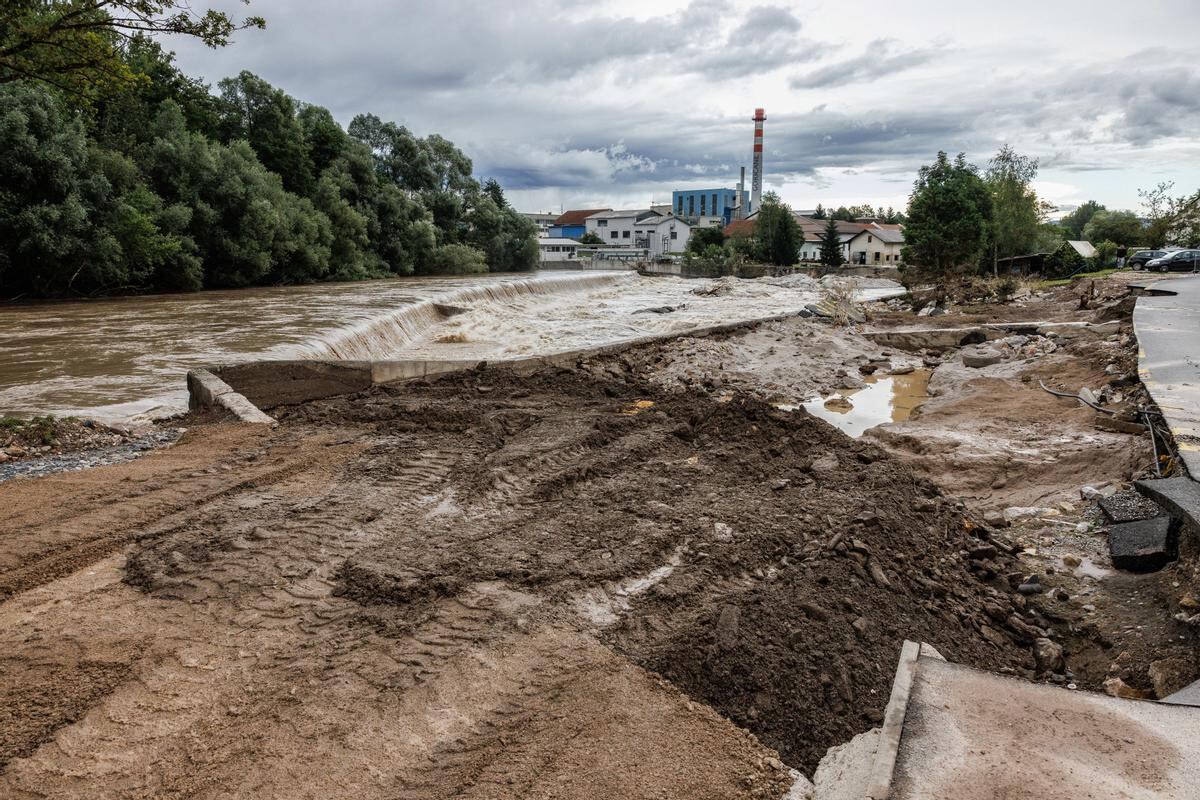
[0,415,136,464]
[273,363,1046,774]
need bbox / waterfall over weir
[294,272,633,361]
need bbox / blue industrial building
[671,188,743,224]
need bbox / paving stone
[1107,516,1174,572]
[1135,477,1200,543]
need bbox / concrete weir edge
[186,368,277,425]
[192,311,808,412]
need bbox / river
[0,270,900,422]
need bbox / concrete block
[1107,516,1174,572]
[1135,477,1200,543]
[962,348,1003,368]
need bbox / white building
[633,215,691,257]
[844,224,905,266]
[521,212,558,235]
[584,209,663,245]
[537,237,584,264]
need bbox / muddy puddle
[795,369,931,438]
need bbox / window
[688,196,694,216]
[670,230,677,240]
[623,230,630,239]
[700,195,706,215]
[677,197,683,214]
[874,252,881,263]
[712,194,718,214]
[610,231,618,239]
[868,235,873,243]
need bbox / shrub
[427,244,488,274]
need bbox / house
[794,217,870,263]
[672,188,744,225]
[537,237,584,264]
[584,209,663,245]
[521,212,558,235]
[843,223,905,266]
[632,215,691,257]
[548,208,610,239]
[996,240,1096,275]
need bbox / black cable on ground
[1038,380,1116,414]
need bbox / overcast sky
[172,0,1200,215]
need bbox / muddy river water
[0,270,902,422]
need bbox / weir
[296,272,633,361]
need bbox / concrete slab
[1132,276,1200,479]
[1135,476,1200,541]
[1108,516,1175,572]
[1099,490,1163,523]
[1162,678,1200,708]
[885,653,1200,799]
[186,369,276,425]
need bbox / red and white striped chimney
[750,108,765,213]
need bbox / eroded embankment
[1,350,1048,797]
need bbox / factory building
[548,208,610,239]
[632,215,691,257]
[671,188,743,225]
[584,209,664,243]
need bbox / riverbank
[1,271,1195,798]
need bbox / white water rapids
[0,270,902,422]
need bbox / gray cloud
[789,39,946,89]
[172,1,1200,209]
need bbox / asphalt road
[1133,275,1200,479]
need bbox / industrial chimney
[735,166,745,220]
[750,108,765,214]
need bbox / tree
[754,193,799,266]
[811,203,826,219]
[687,226,725,253]
[1059,200,1104,239]
[578,231,603,245]
[1081,210,1143,248]
[901,151,992,276]
[0,1,264,99]
[217,71,312,194]
[985,144,1044,275]
[819,217,844,268]
[1139,181,1200,248]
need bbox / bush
[427,244,488,274]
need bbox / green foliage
[1093,240,1117,269]
[0,1,264,101]
[1043,242,1086,277]
[985,144,1046,272]
[819,217,844,268]
[427,244,487,275]
[681,243,741,277]
[1081,209,1143,247]
[1059,200,1104,239]
[753,193,799,266]
[578,231,603,245]
[0,38,538,297]
[687,226,726,253]
[902,151,992,277]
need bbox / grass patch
[1037,268,1118,288]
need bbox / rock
[1180,593,1200,611]
[1033,638,1065,674]
[1103,677,1153,700]
[1054,588,1070,602]
[714,522,734,543]
[1062,555,1081,567]
[1017,575,1042,595]
[983,509,1008,528]
[810,453,839,477]
[962,347,1003,368]
[968,544,998,561]
[715,605,740,649]
[851,616,869,635]
[1108,516,1175,572]
[1148,657,1196,699]
[1003,506,1057,522]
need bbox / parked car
[1145,250,1200,273]
[1128,249,1167,269]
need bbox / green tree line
[0,38,537,298]
[901,147,1200,277]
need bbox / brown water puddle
[799,369,931,438]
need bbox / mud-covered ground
[3,351,1061,797]
[1,270,1196,798]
